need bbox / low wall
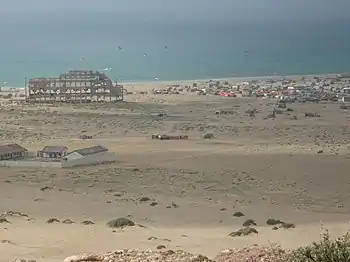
[0,160,61,168]
[62,152,116,168]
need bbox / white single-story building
[61,145,115,168]
[341,96,350,102]
[64,145,108,161]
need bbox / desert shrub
[107,217,135,228]
[288,230,350,262]
[233,211,245,217]
[280,222,296,229]
[229,227,258,237]
[266,218,283,225]
[243,219,257,227]
[139,196,150,202]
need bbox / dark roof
[40,146,68,153]
[73,145,108,156]
[0,144,28,155]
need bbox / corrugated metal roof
[0,144,28,155]
[40,146,68,153]
[74,145,108,156]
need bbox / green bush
[288,230,350,262]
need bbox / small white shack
[65,145,108,160]
[62,145,116,167]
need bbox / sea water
[0,16,350,86]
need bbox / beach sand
[1,79,350,261]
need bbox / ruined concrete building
[26,70,123,103]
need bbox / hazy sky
[0,0,349,23]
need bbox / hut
[37,146,68,159]
[64,145,108,161]
[0,144,28,160]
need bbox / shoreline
[0,72,345,90]
[117,72,342,86]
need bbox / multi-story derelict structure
[26,70,123,103]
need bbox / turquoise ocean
[0,17,350,86]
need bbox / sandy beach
[1,77,350,262]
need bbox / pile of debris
[214,245,288,262]
[214,109,235,115]
[304,112,320,117]
[63,245,290,262]
[152,134,189,140]
[63,249,212,262]
[79,135,92,140]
